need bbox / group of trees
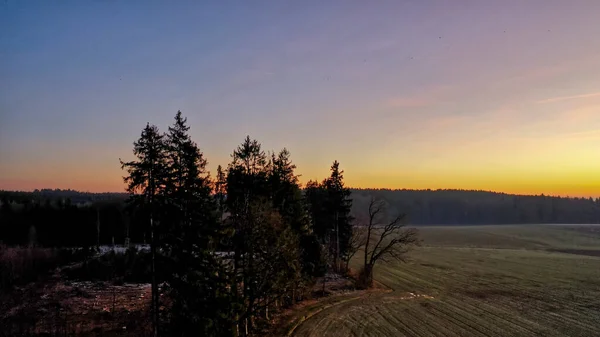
[118,111,357,336]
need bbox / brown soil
[0,269,153,336]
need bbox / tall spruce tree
[163,111,234,336]
[225,136,269,335]
[120,123,168,337]
[164,111,218,249]
[305,180,328,241]
[323,161,353,271]
[215,165,227,221]
[269,149,324,278]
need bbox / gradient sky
[2,1,600,197]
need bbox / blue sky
[2,1,600,196]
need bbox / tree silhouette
[120,123,168,337]
[359,197,418,288]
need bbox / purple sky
[2,1,600,196]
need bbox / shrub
[1,246,57,291]
[0,245,99,291]
[63,247,153,283]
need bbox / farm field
[291,225,600,337]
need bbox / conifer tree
[120,123,168,337]
[225,136,270,334]
[163,111,233,336]
[305,180,328,241]
[269,149,324,278]
[322,161,353,271]
[215,165,227,221]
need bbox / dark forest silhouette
[2,189,599,247]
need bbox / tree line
[351,189,600,225]
[3,187,599,248]
[3,188,599,248]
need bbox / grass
[290,225,600,337]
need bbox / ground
[1,265,153,336]
[4,225,600,336]
[287,225,600,337]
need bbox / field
[290,225,600,337]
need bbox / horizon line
[1,187,597,200]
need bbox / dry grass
[0,245,62,291]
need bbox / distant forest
[1,187,599,247]
[352,189,600,225]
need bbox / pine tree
[226,136,270,212]
[162,111,233,336]
[120,123,168,337]
[269,149,324,278]
[164,111,217,249]
[305,180,328,241]
[269,149,305,231]
[225,136,269,334]
[215,165,227,221]
[323,161,353,272]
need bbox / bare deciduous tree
[343,225,366,272]
[359,197,418,288]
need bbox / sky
[1,1,600,197]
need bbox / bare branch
[344,225,367,268]
[360,196,419,288]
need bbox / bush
[63,247,153,283]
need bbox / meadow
[289,225,600,337]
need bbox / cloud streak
[537,92,600,104]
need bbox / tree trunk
[96,209,100,246]
[335,211,339,272]
[365,263,374,287]
[150,214,159,337]
[364,226,371,272]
